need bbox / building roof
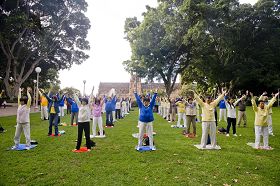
[98,82,130,95]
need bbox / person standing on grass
[223,95,239,137]
[12,87,32,150]
[58,93,66,117]
[235,94,248,127]
[176,98,186,128]
[192,89,226,148]
[135,89,157,150]
[258,92,275,136]
[105,90,117,126]
[67,96,79,126]
[185,97,197,136]
[115,98,121,119]
[251,92,279,149]
[169,98,177,123]
[92,96,105,137]
[218,98,227,122]
[38,89,49,120]
[42,89,64,136]
[73,95,92,151]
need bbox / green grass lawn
[0,107,280,186]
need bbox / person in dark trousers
[73,95,92,151]
[104,90,117,126]
[42,89,64,136]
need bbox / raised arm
[192,90,204,106]
[149,92,158,108]
[267,92,279,109]
[134,92,143,108]
[18,88,22,106]
[234,95,245,106]
[73,94,81,107]
[212,90,226,107]
[27,87,32,108]
[250,92,258,112]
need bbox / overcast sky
[59,0,258,95]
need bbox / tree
[123,1,192,99]
[0,0,90,99]
[61,87,81,97]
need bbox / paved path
[0,103,40,117]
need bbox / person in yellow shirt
[251,92,279,149]
[192,90,226,149]
[176,98,186,128]
[38,89,49,120]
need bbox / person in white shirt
[224,95,242,137]
[185,97,197,135]
[12,87,32,150]
[74,95,92,151]
[115,98,121,119]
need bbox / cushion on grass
[194,144,221,150]
[72,147,90,153]
[135,146,156,152]
[10,144,37,151]
[246,142,273,150]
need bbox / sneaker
[87,149,91,152]
[136,146,140,151]
[233,134,238,137]
[226,134,230,137]
[151,146,156,151]
[11,145,18,150]
[270,133,275,136]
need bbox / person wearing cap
[192,89,226,148]
[252,92,279,149]
[12,87,32,150]
[73,95,92,151]
[258,92,275,136]
[134,89,157,150]
[42,89,65,136]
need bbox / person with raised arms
[191,89,226,149]
[250,92,279,149]
[12,87,32,150]
[134,89,157,151]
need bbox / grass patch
[0,107,280,185]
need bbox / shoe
[87,149,91,152]
[11,145,18,150]
[233,134,238,137]
[151,146,156,151]
[226,134,230,137]
[270,133,275,136]
[25,146,31,150]
[136,146,140,151]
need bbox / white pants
[41,106,48,120]
[112,111,116,122]
[219,109,227,122]
[267,115,273,134]
[177,113,186,127]
[162,107,166,118]
[201,121,216,148]
[138,121,153,147]
[14,122,31,147]
[158,106,161,115]
[92,116,104,136]
[255,125,269,148]
[59,106,64,117]
[165,108,170,120]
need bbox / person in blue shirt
[66,96,79,126]
[104,95,117,126]
[219,97,227,122]
[135,89,157,150]
[58,94,66,117]
[42,90,64,136]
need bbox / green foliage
[0,0,91,98]
[0,109,280,185]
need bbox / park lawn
[0,107,280,186]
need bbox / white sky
[59,0,258,95]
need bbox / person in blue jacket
[135,89,157,150]
[42,90,64,136]
[58,94,66,117]
[66,96,79,126]
[105,95,117,126]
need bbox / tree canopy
[0,0,91,99]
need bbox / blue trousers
[49,113,59,135]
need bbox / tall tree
[123,2,192,99]
[0,0,90,99]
